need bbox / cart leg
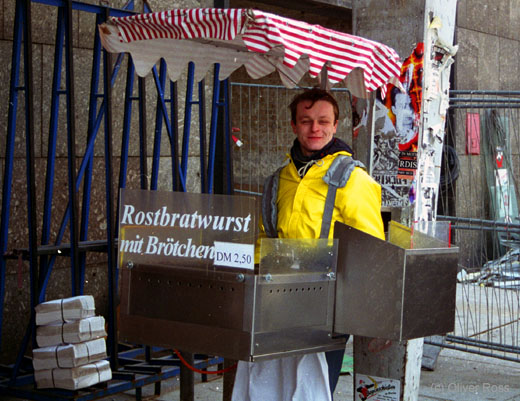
[223,358,236,401]
[354,336,423,401]
[180,351,194,401]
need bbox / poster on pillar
[355,374,400,401]
[414,11,458,223]
[370,44,424,208]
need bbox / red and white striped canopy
[99,8,402,97]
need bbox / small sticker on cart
[355,374,400,401]
[213,241,254,270]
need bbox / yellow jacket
[264,151,385,241]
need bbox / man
[277,88,384,241]
[232,88,385,401]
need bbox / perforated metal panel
[119,262,344,362]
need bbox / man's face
[291,100,338,156]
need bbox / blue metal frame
[151,60,167,191]
[223,80,233,194]
[181,62,208,193]
[182,62,196,181]
[102,6,118,370]
[150,60,187,192]
[36,52,126,305]
[207,64,221,194]
[39,6,64,296]
[198,78,208,193]
[0,351,223,401]
[8,0,39,385]
[0,0,24,352]
[78,11,102,295]
[0,0,234,398]
[64,0,81,297]
[207,64,231,194]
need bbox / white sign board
[214,241,255,270]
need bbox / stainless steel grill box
[118,189,459,361]
[333,221,459,341]
[119,238,345,362]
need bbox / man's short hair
[289,88,339,124]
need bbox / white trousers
[231,352,332,401]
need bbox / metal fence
[426,90,520,362]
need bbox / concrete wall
[454,0,520,267]
[232,0,352,31]
[354,0,425,58]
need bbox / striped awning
[99,8,402,98]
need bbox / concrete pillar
[352,1,457,400]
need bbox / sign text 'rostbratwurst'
[118,189,257,268]
[120,205,252,232]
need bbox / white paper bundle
[35,295,95,326]
[33,338,107,371]
[36,316,106,347]
[35,359,112,390]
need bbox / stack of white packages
[32,295,112,390]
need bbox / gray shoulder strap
[320,155,365,238]
[261,166,284,238]
[261,156,364,239]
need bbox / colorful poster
[372,43,424,208]
[355,374,400,401]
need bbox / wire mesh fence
[427,90,520,362]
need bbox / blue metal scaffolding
[0,0,232,399]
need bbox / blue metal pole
[78,12,103,295]
[170,80,180,191]
[115,57,135,261]
[151,61,167,190]
[22,0,39,357]
[103,8,118,370]
[181,62,195,180]
[198,79,207,193]
[0,0,23,352]
[138,76,148,190]
[222,79,233,194]
[119,60,135,191]
[39,6,64,300]
[79,1,134,294]
[207,64,221,194]
[64,0,81,297]
[151,63,186,191]
[11,0,39,383]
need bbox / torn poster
[371,43,424,208]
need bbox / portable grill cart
[118,189,346,361]
[117,189,458,362]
